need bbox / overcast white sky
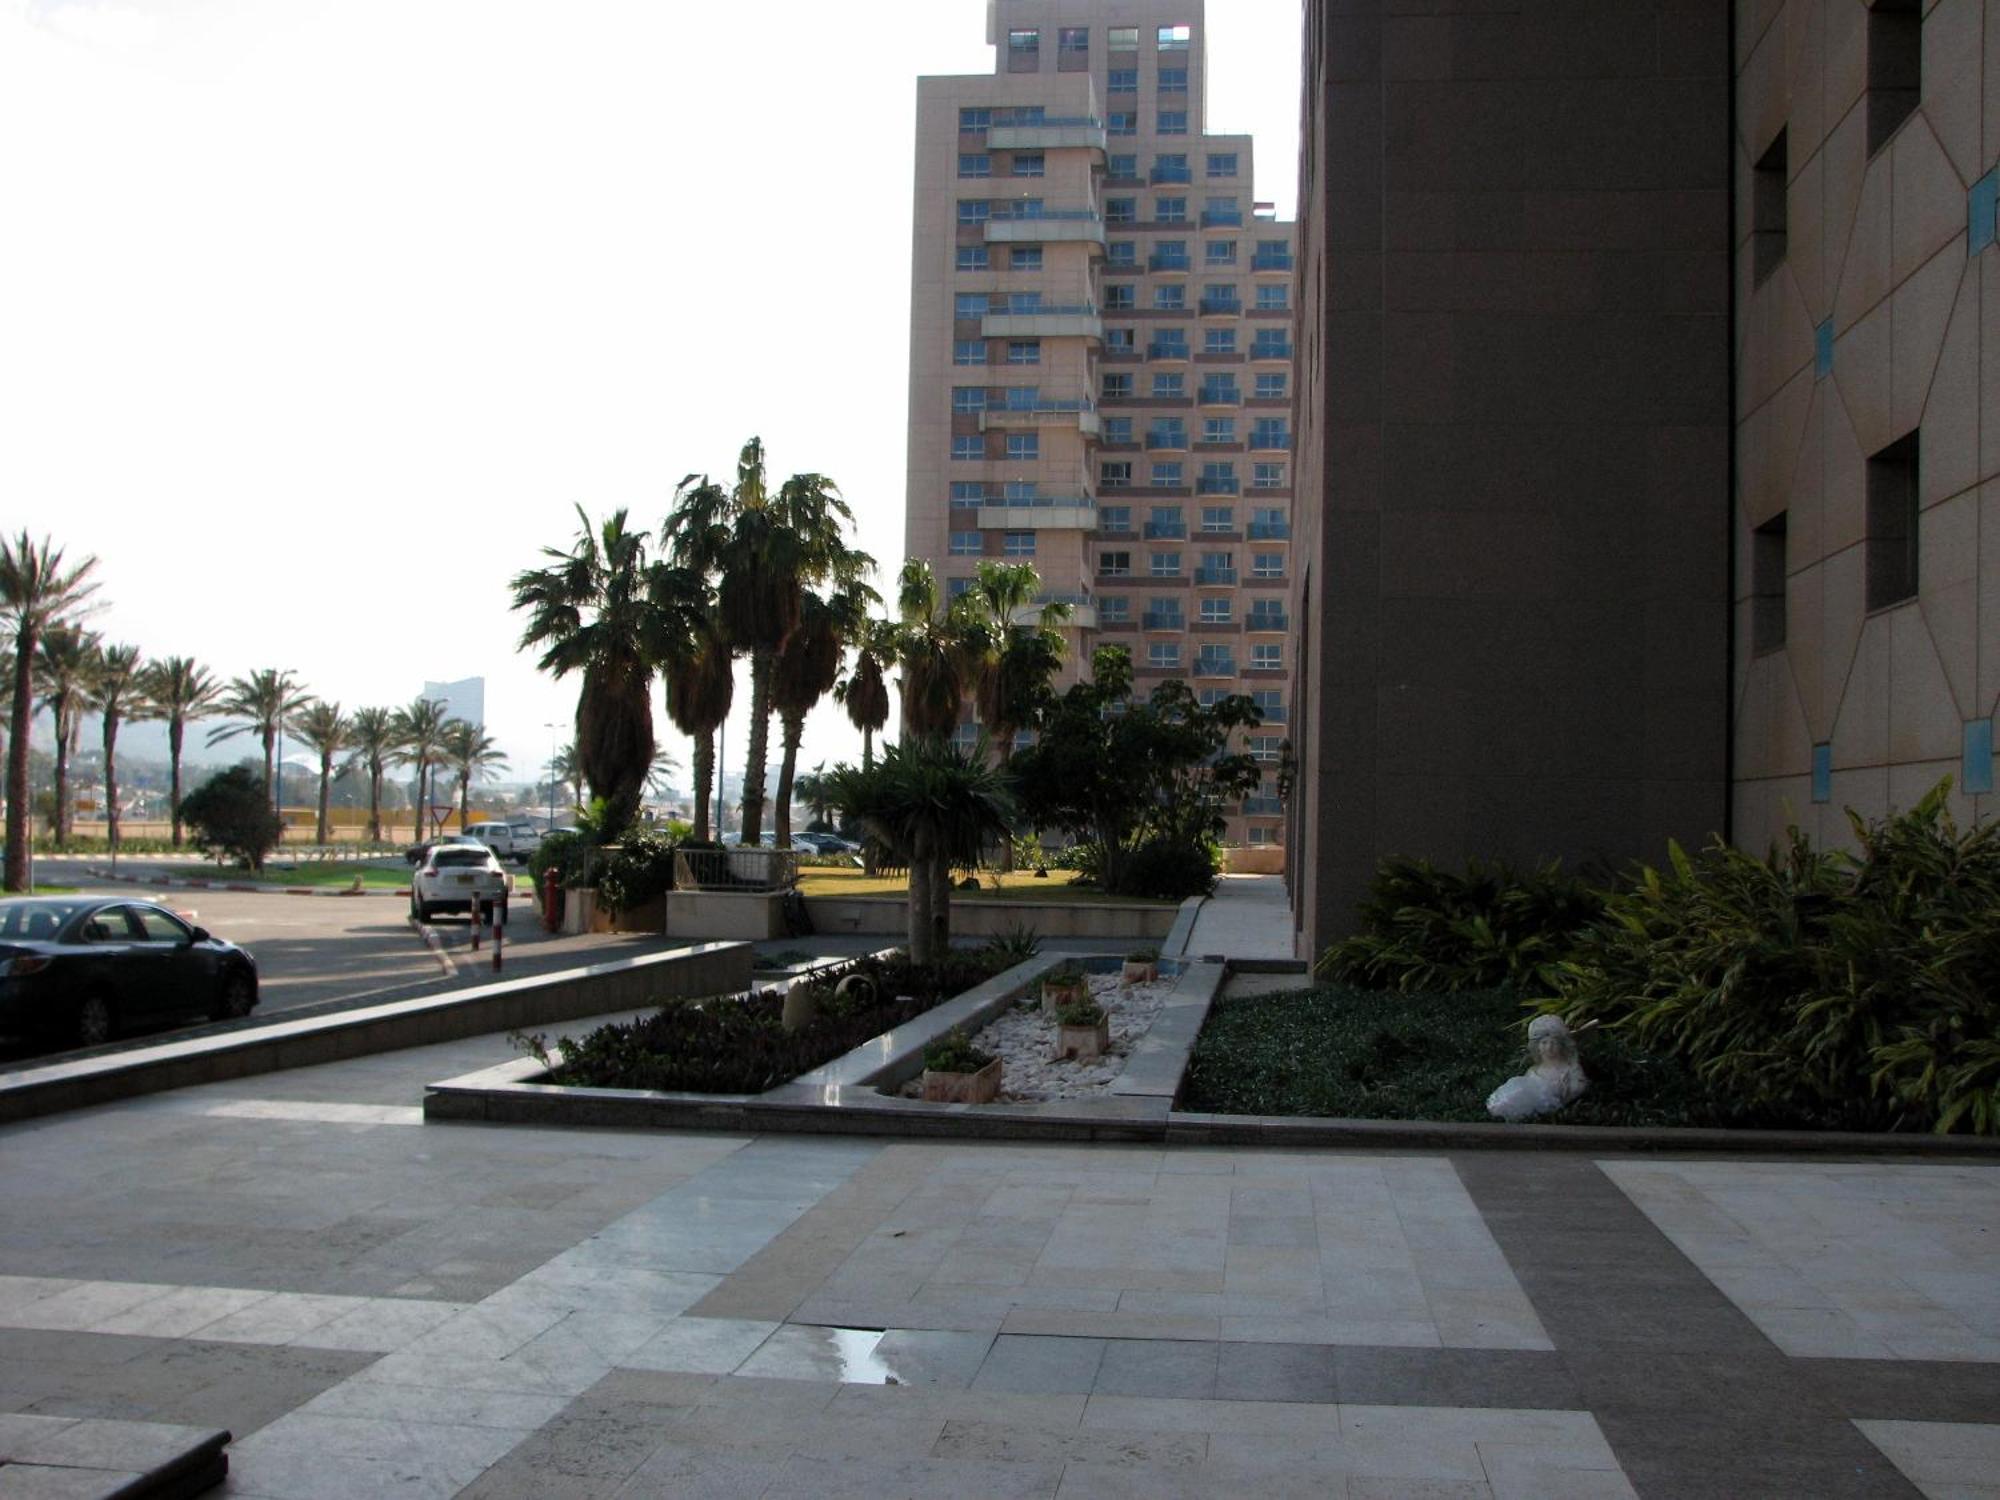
[0,0,1301,791]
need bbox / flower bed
[527,949,1013,1095]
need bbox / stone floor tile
[1476,1443,1637,1500]
[1215,1341,1337,1404]
[191,1293,369,1347]
[1856,1419,2000,1495]
[871,1328,998,1389]
[763,1450,1064,1499]
[8,1280,173,1332]
[973,1335,1109,1395]
[1082,1393,1339,1437]
[93,1285,277,1340]
[618,1317,780,1376]
[610,1441,789,1499]
[0,1463,149,1498]
[932,1416,1207,1469]
[1091,1339,1219,1400]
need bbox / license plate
[453,874,473,885]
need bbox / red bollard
[492,897,506,972]
[542,868,563,933]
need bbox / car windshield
[433,849,492,868]
[0,899,89,938]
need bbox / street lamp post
[543,721,558,827]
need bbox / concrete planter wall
[561,887,599,936]
[665,889,788,940]
[804,895,1175,940]
[921,1058,1002,1103]
[600,894,666,934]
[1222,846,1286,874]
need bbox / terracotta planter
[1056,1017,1112,1062]
[1121,960,1158,986]
[1041,979,1089,1014]
[921,1057,1002,1104]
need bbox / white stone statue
[1486,1015,1588,1122]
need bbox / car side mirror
[190,926,211,944]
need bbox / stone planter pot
[921,1057,1002,1104]
[1120,960,1158,986]
[1041,979,1089,1014]
[562,887,600,936]
[1055,1017,1112,1062]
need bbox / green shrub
[1541,785,2000,1135]
[1316,857,1604,993]
[924,1028,994,1074]
[529,829,599,890]
[1116,834,1218,901]
[1054,999,1105,1027]
[597,830,677,911]
[982,923,1042,966]
[178,768,282,871]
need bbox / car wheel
[211,970,256,1022]
[76,992,116,1048]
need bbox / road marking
[412,918,458,977]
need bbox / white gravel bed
[898,970,1172,1103]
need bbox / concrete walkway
[0,1011,1994,1496]
[1183,874,1296,962]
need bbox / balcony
[977,502,1098,531]
[1252,251,1295,270]
[1247,521,1291,539]
[1142,521,1187,539]
[1027,592,1097,628]
[1241,796,1283,815]
[1250,341,1294,360]
[1201,209,1244,227]
[988,118,1108,153]
[1196,479,1239,495]
[981,306,1104,340]
[1247,612,1290,632]
[986,209,1107,247]
[1196,659,1237,677]
[1199,296,1242,316]
[1146,343,1191,364]
[1148,252,1191,272]
[1142,612,1185,631]
[1144,430,1188,451]
[1150,163,1193,184]
[1195,566,1237,585]
[1249,432,1292,451]
[979,398,1102,437]
[1254,706,1287,725]
[1198,385,1241,405]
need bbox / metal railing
[1146,342,1190,360]
[1248,521,1291,539]
[1202,210,1244,227]
[1149,253,1192,271]
[1250,432,1293,450]
[1143,521,1187,538]
[1252,252,1295,270]
[1197,479,1239,495]
[1195,566,1237,585]
[1150,164,1193,184]
[1144,431,1188,449]
[990,204,1103,222]
[1142,612,1184,630]
[673,847,799,893]
[1247,612,1291,631]
[1199,385,1241,404]
[1251,341,1294,359]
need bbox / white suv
[411,844,511,923]
[463,820,542,864]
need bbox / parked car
[0,896,259,1048]
[410,844,511,923]
[403,834,482,866]
[462,820,542,864]
[795,832,858,854]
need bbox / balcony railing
[1254,706,1287,724]
[1201,209,1244,227]
[1195,566,1237,585]
[1241,796,1282,815]
[1144,431,1188,450]
[1249,432,1292,450]
[1199,296,1242,316]
[1197,479,1239,495]
[1252,251,1294,270]
[674,847,799,893]
[1198,385,1241,404]
[1247,612,1290,631]
[1149,252,1191,272]
[1251,341,1294,360]
[1143,521,1187,539]
[1147,343,1190,361]
[1247,521,1291,539]
[1196,659,1237,677]
[1150,164,1193,184]
[1142,612,1185,631]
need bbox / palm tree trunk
[53,715,74,845]
[932,842,954,956]
[104,716,121,850]
[862,726,874,772]
[262,726,279,843]
[168,720,185,847]
[458,772,470,832]
[740,650,774,843]
[908,832,935,965]
[692,733,715,842]
[316,757,332,843]
[774,710,805,845]
[4,636,32,889]
[367,768,382,843]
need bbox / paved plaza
[0,1020,1996,1497]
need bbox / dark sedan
[0,897,259,1049]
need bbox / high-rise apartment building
[906,0,1297,847]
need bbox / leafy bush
[1541,786,2000,1135]
[178,768,282,871]
[1117,834,1219,901]
[1316,857,1605,993]
[597,830,677,911]
[1126,946,1159,963]
[529,830,599,891]
[1054,999,1105,1027]
[924,1028,995,1074]
[539,948,1016,1094]
[982,923,1042,966]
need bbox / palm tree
[961,562,1070,870]
[207,669,307,821]
[140,656,222,848]
[893,560,977,743]
[511,507,668,840]
[834,616,893,770]
[644,745,681,802]
[345,706,398,843]
[2,534,100,887]
[390,697,450,841]
[828,739,1016,964]
[87,643,151,852]
[34,623,99,846]
[548,742,585,816]
[771,580,875,844]
[793,764,838,829]
[661,617,733,843]
[288,700,352,844]
[441,719,508,830]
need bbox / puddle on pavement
[817,1326,898,1383]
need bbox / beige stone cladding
[1731,0,2000,852]
[906,0,1298,849]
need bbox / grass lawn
[1180,984,1780,1130]
[796,867,1169,905]
[210,865,436,891]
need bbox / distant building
[422,677,485,728]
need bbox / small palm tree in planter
[1054,998,1111,1062]
[1123,947,1160,986]
[921,1027,1001,1104]
[1041,961,1091,1013]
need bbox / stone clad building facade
[1289,0,1998,958]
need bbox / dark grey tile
[1801,1357,2000,1424]
[970,1335,1106,1396]
[1091,1339,1219,1400]
[1226,1217,1318,1251]
[1215,1342,1336,1405]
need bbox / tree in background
[442,718,508,831]
[1,533,99,886]
[87,642,152,851]
[834,616,893,771]
[344,706,398,843]
[34,623,99,845]
[179,766,282,871]
[207,669,307,825]
[141,656,222,848]
[655,564,732,844]
[289,700,353,844]
[511,507,667,840]
[771,580,875,845]
[793,764,838,830]
[390,697,451,841]
[960,561,1071,870]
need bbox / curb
[410,916,458,977]
[83,866,414,898]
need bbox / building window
[997,386,1041,412]
[1201,284,1240,314]
[1158,67,1189,92]
[950,482,985,509]
[1108,67,1137,94]
[1867,2,1921,154]
[1010,246,1043,270]
[1150,465,1184,490]
[1866,434,1919,609]
[1149,642,1182,669]
[1153,153,1191,183]
[1157,24,1191,50]
[1251,689,1284,722]
[1197,645,1234,675]
[1255,284,1289,311]
[1105,197,1137,224]
[1012,152,1046,177]
[1751,512,1788,654]
[1158,110,1189,135]
[1198,550,1235,581]
[1100,502,1132,530]
[1252,330,1290,358]
[1002,479,1038,500]
[1200,597,1232,623]
[1108,241,1139,269]
[1255,373,1287,399]
[1202,417,1237,444]
[1152,241,1191,271]
[1004,290,1044,313]
[945,576,973,599]
[956,246,989,272]
[1207,152,1238,178]
[1205,196,1241,225]
[1252,462,1284,489]
[1156,197,1188,224]
[1103,416,1134,444]
[1108,153,1138,179]
[1007,340,1040,364]
[1150,329,1189,359]
[1249,736,1281,762]
[1150,551,1182,577]
[952,386,988,413]
[1153,284,1187,311]
[1250,506,1288,537]
[949,530,981,555]
[1152,372,1185,398]
[1251,643,1282,670]
[960,107,993,132]
[954,293,989,319]
[1148,418,1188,448]
[1102,372,1133,400]
[953,340,986,366]
[957,199,990,225]
[1109,112,1138,137]
[1099,596,1130,625]
[1201,505,1234,532]
[952,435,984,462]
[1251,553,1283,578]
[1204,328,1237,354]
[1004,531,1036,556]
[1202,375,1240,404]
[1199,461,1237,493]
[1109,25,1139,48]
[1006,433,1039,460]
[1058,25,1088,58]
[1099,551,1132,577]
[1753,130,1787,286]
[958,153,991,179]
[1207,240,1238,266]
[1104,283,1136,310]
[1008,27,1040,65]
